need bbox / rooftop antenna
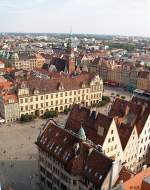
[70,25,72,36]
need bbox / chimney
[125,105,130,116]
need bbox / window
[25,98,28,103]
[21,106,23,111]
[65,99,67,103]
[30,97,33,102]
[46,102,48,106]
[51,101,53,106]
[20,99,23,103]
[25,106,28,111]
[36,97,38,101]
[51,94,53,99]
[30,105,33,109]
[112,137,114,141]
[41,103,43,108]
[41,96,43,100]
[56,100,58,105]
[60,93,63,97]
[74,91,76,95]
[46,95,48,99]
[55,94,58,98]
[111,130,113,134]
[65,92,67,96]
[108,138,111,143]
[36,104,38,109]
[69,91,72,96]
[78,90,80,94]
[73,180,77,186]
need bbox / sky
[0,0,150,37]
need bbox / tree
[20,113,34,122]
[43,110,58,119]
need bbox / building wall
[4,102,19,123]
[121,127,138,172]
[18,77,103,117]
[137,77,149,91]
[18,87,103,117]
[0,96,19,123]
[136,114,150,171]
[38,149,99,190]
[102,119,123,161]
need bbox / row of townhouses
[89,59,150,92]
[36,97,150,190]
[64,99,150,173]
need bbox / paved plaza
[0,115,68,190]
[0,86,132,190]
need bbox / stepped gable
[65,104,113,145]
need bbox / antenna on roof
[70,25,72,36]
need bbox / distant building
[0,51,45,70]
[0,94,19,123]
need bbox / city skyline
[0,0,150,37]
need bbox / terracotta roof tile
[36,121,113,187]
[122,167,150,190]
[65,104,113,146]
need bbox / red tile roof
[19,73,94,95]
[122,167,150,190]
[115,166,134,186]
[65,104,113,146]
[36,121,113,187]
[3,94,18,104]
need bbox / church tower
[66,34,76,74]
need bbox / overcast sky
[0,0,150,36]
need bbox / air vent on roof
[63,137,67,142]
[88,148,93,156]
[99,175,102,181]
[88,168,92,173]
[55,133,59,137]
[95,172,98,177]
[84,165,88,171]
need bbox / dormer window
[58,83,64,91]
[34,89,39,95]
[8,98,14,104]
[81,83,86,88]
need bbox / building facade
[17,74,103,118]
[0,94,19,123]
